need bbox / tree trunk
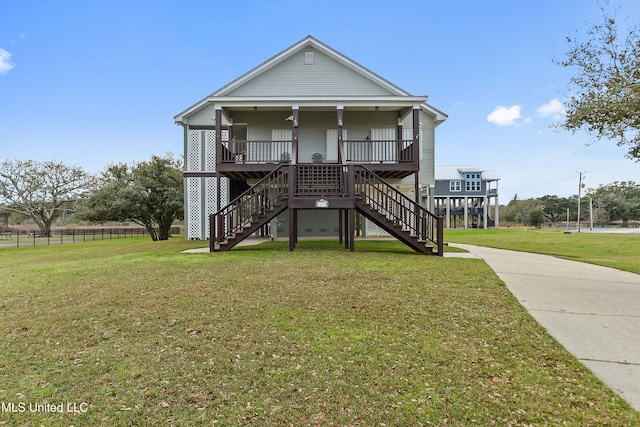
[158,224,172,240]
[34,214,53,237]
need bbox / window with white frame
[450,180,461,192]
[465,173,481,192]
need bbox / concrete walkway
[182,238,271,253]
[448,244,640,411]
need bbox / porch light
[286,115,298,127]
[338,118,343,127]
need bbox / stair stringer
[355,200,437,255]
[210,165,289,252]
[353,166,443,256]
[214,202,287,252]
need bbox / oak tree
[587,180,640,226]
[82,154,183,241]
[556,8,640,159]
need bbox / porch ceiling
[216,163,417,182]
[211,96,427,109]
[223,105,410,113]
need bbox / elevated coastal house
[434,166,500,229]
[174,36,447,255]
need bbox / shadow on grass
[227,239,460,256]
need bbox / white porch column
[429,185,435,213]
[495,181,500,228]
[464,197,468,229]
[483,196,488,229]
[446,196,451,229]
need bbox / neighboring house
[174,36,447,255]
[434,165,500,229]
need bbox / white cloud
[487,105,522,126]
[10,33,27,46]
[448,100,468,113]
[537,98,565,117]
[0,48,15,74]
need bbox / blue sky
[1,0,639,200]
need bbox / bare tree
[0,160,94,235]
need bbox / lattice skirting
[364,189,416,237]
[185,177,228,240]
[185,128,229,240]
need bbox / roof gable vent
[304,51,314,65]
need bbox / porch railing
[221,140,293,164]
[219,139,416,164]
[210,164,442,254]
[345,140,415,163]
[435,207,486,216]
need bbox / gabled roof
[212,35,411,97]
[436,166,500,181]
[174,36,447,125]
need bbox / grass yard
[1,237,638,426]
[445,228,640,274]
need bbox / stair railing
[211,165,289,249]
[354,165,443,254]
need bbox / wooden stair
[353,165,443,256]
[355,201,437,255]
[210,164,443,255]
[211,165,289,252]
[214,202,287,251]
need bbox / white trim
[173,36,448,125]
[202,96,428,109]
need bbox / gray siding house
[434,166,500,229]
[174,36,447,254]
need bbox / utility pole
[577,172,585,232]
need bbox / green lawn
[445,228,640,274]
[1,238,638,426]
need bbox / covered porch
[207,98,426,181]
